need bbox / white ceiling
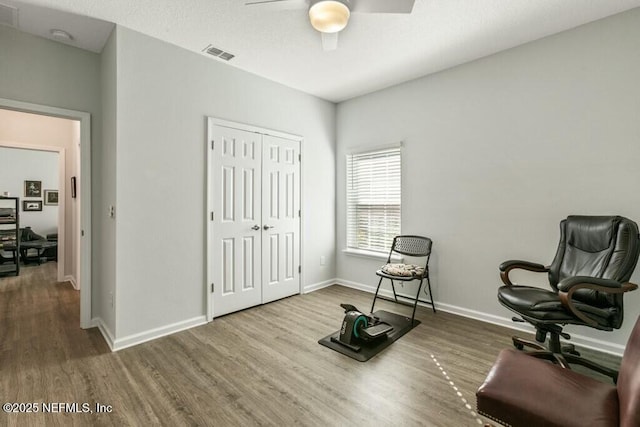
[5,0,640,102]
[0,0,113,53]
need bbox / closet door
[211,126,263,317]
[262,135,301,303]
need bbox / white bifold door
[208,122,301,318]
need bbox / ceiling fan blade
[245,0,307,10]
[321,32,338,51]
[350,0,415,13]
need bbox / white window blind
[346,147,401,253]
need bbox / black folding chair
[372,235,435,325]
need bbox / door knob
[263,225,275,230]
[251,225,260,231]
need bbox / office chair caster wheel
[512,336,525,350]
[568,349,580,356]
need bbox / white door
[208,122,301,318]
[262,135,301,303]
[211,125,263,317]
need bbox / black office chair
[372,235,434,326]
[498,215,640,381]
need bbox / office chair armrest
[499,260,549,286]
[557,276,636,292]
[557,277,639,327]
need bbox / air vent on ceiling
[202,44,235,61]
[0,3,18,28]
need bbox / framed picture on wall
[23,200,43,212]
[25,180,42,197]
[44,190,59,205]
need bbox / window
[346,146,401,253]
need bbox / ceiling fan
[245,0,415,51]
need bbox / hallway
[0,262,107,372]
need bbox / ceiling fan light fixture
[309,0,350,33]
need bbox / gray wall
[96,28,118,335]
[0,26,101,114]
[0,147,58,236]
[113,27,336,338]
[336,8,640,350]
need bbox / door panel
[209,122,301,318]
[262,135,300,303]
[211,126,262,317]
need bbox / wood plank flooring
[0,263,621,426]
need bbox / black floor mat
[318,310,420,362]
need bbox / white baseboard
[335,278,378,294]
[334,279,626,356]
[303,278,337,294]
[112,316,208,351]
[572,336,626,357]
[436,302,626,356]
[91,317,116,351]
[64,275,78,290]
[91,278,625,356]
[336,277,432,309]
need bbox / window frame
[345,144,402,257]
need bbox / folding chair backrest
[391,235,432,258]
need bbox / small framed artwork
[25,180,42,197]
[23,200,43,212]
[44,190,59,205]
[71,176,77,199]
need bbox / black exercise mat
[318,310,420,362]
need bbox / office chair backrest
[548,216,640,327]
[617,316,640,426]
[549,216,639,287]
[390,235,432,258]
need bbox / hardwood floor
[0,264,621,426]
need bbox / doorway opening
[0,98,92,328]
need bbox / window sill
[342,248,403,263]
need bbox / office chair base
[512,336,544,351]
[511,336,580,355]
[511,335,618,383]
